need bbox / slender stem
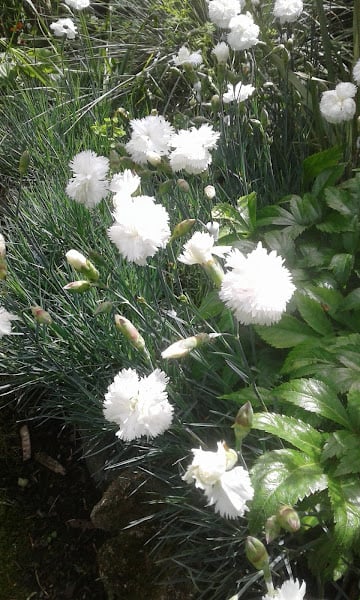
[314,0,335,83]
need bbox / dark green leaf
[312,165,346,198]
[316,213,357,233]
[324,187,355,215]
[341,288,360,311]
[302,146,343,186]
[252,412,324,457]
[255,315,319,349]
[276,378,350,428]
[329,253,354,285]
[328,477,360,550]
[256,205,297,227]
[249,449,327,532]
[322,430,360,476]
[295,292,333,335]
[289,193,322,225]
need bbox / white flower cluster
[65,0,90,9]
[50,18,77,40]
[178,231,230,265]
[0,307,19,338]
[183,441,254,518]
[103,368,173,441]
[262,578,306,600]
[222,82,255,104]
[66,150,109,208]
[172,46,203,67]
[206,0,260,51]
[273,0,303,24]
[125,115,220,175]
[219,242,296,325]
[320,82,357,124]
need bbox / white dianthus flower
[178,231,230,265]
[262,579,306,600]
[65,0,90,8]
[207,0,244,29]
[353,59,360,85]
[172,46,203,67]
[125,115,174,165]
[273,0,303,24]
[183,441,254,518]
[227,12,260,51]
[219,242,295,325]
[50,18,77,39]
[169,124,220,174]
[222,82,255,103]
[0,307,19,337]
[103,368,173,441]
[66,150,109,208]
[320,82,357,124]
[212,41,230,64]
[110,170,141,208]
[108,195,170,265]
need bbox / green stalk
[314,0,335,83]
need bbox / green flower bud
[265,515,281,544]
[31,305,52,325]
[245,537,269,571]
[19,150,30,176]
[63,280,91,293]
[66,249,99,282]
[277,505,301,533]
[115,314,146,351]
[171,219,196,241]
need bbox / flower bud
[161,332,221,359]
[206,221,219,241]
[204,185,216,200]
[177,178,190,193]
[211,94,220,111]
[31,305,52,325]
[277,505,301,533]
[265,515,281,544]
[19,150,30,176]
[0,233,6,259]
[146,151,162,166]
[245,537,269,571]
[115,314,146,352]
[171,219,196,241]
[66,249,99,282]
[233,402,253,449]
[63,280,91,293]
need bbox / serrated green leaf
[276,378,350,428]
[316,213,357,233]
[302,146,343,185]
[295,292,333,335]
[322,430,360,476]
[346,389,360,431]
[249,449,327,532]
[329,253,354,285]
[341,288,360,311]
[289,193,322,225]
[324,187,354,215]
[311,165,345,198]
[328,477,360,550]
[255,315,319,349]
[252,412,324,457]
[256,205,297,227]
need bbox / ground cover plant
[1,0,360,598]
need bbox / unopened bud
[66,249,99,282]
[0,233,6,259]
[31,305,52,325]
[265,515,281,543]
[211,94,220,111]
[19,150,30,176]
[63,280,91,293]
[204,185,216,200]
[245,537,269,571]
[177,178,190,193]
[277,506,300,533]
[115,314,146,351]
[233,402,253,450]
[146,151,162,166]
[161,332,221,359]
[171,219,196,241]
[206,221,219,241]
